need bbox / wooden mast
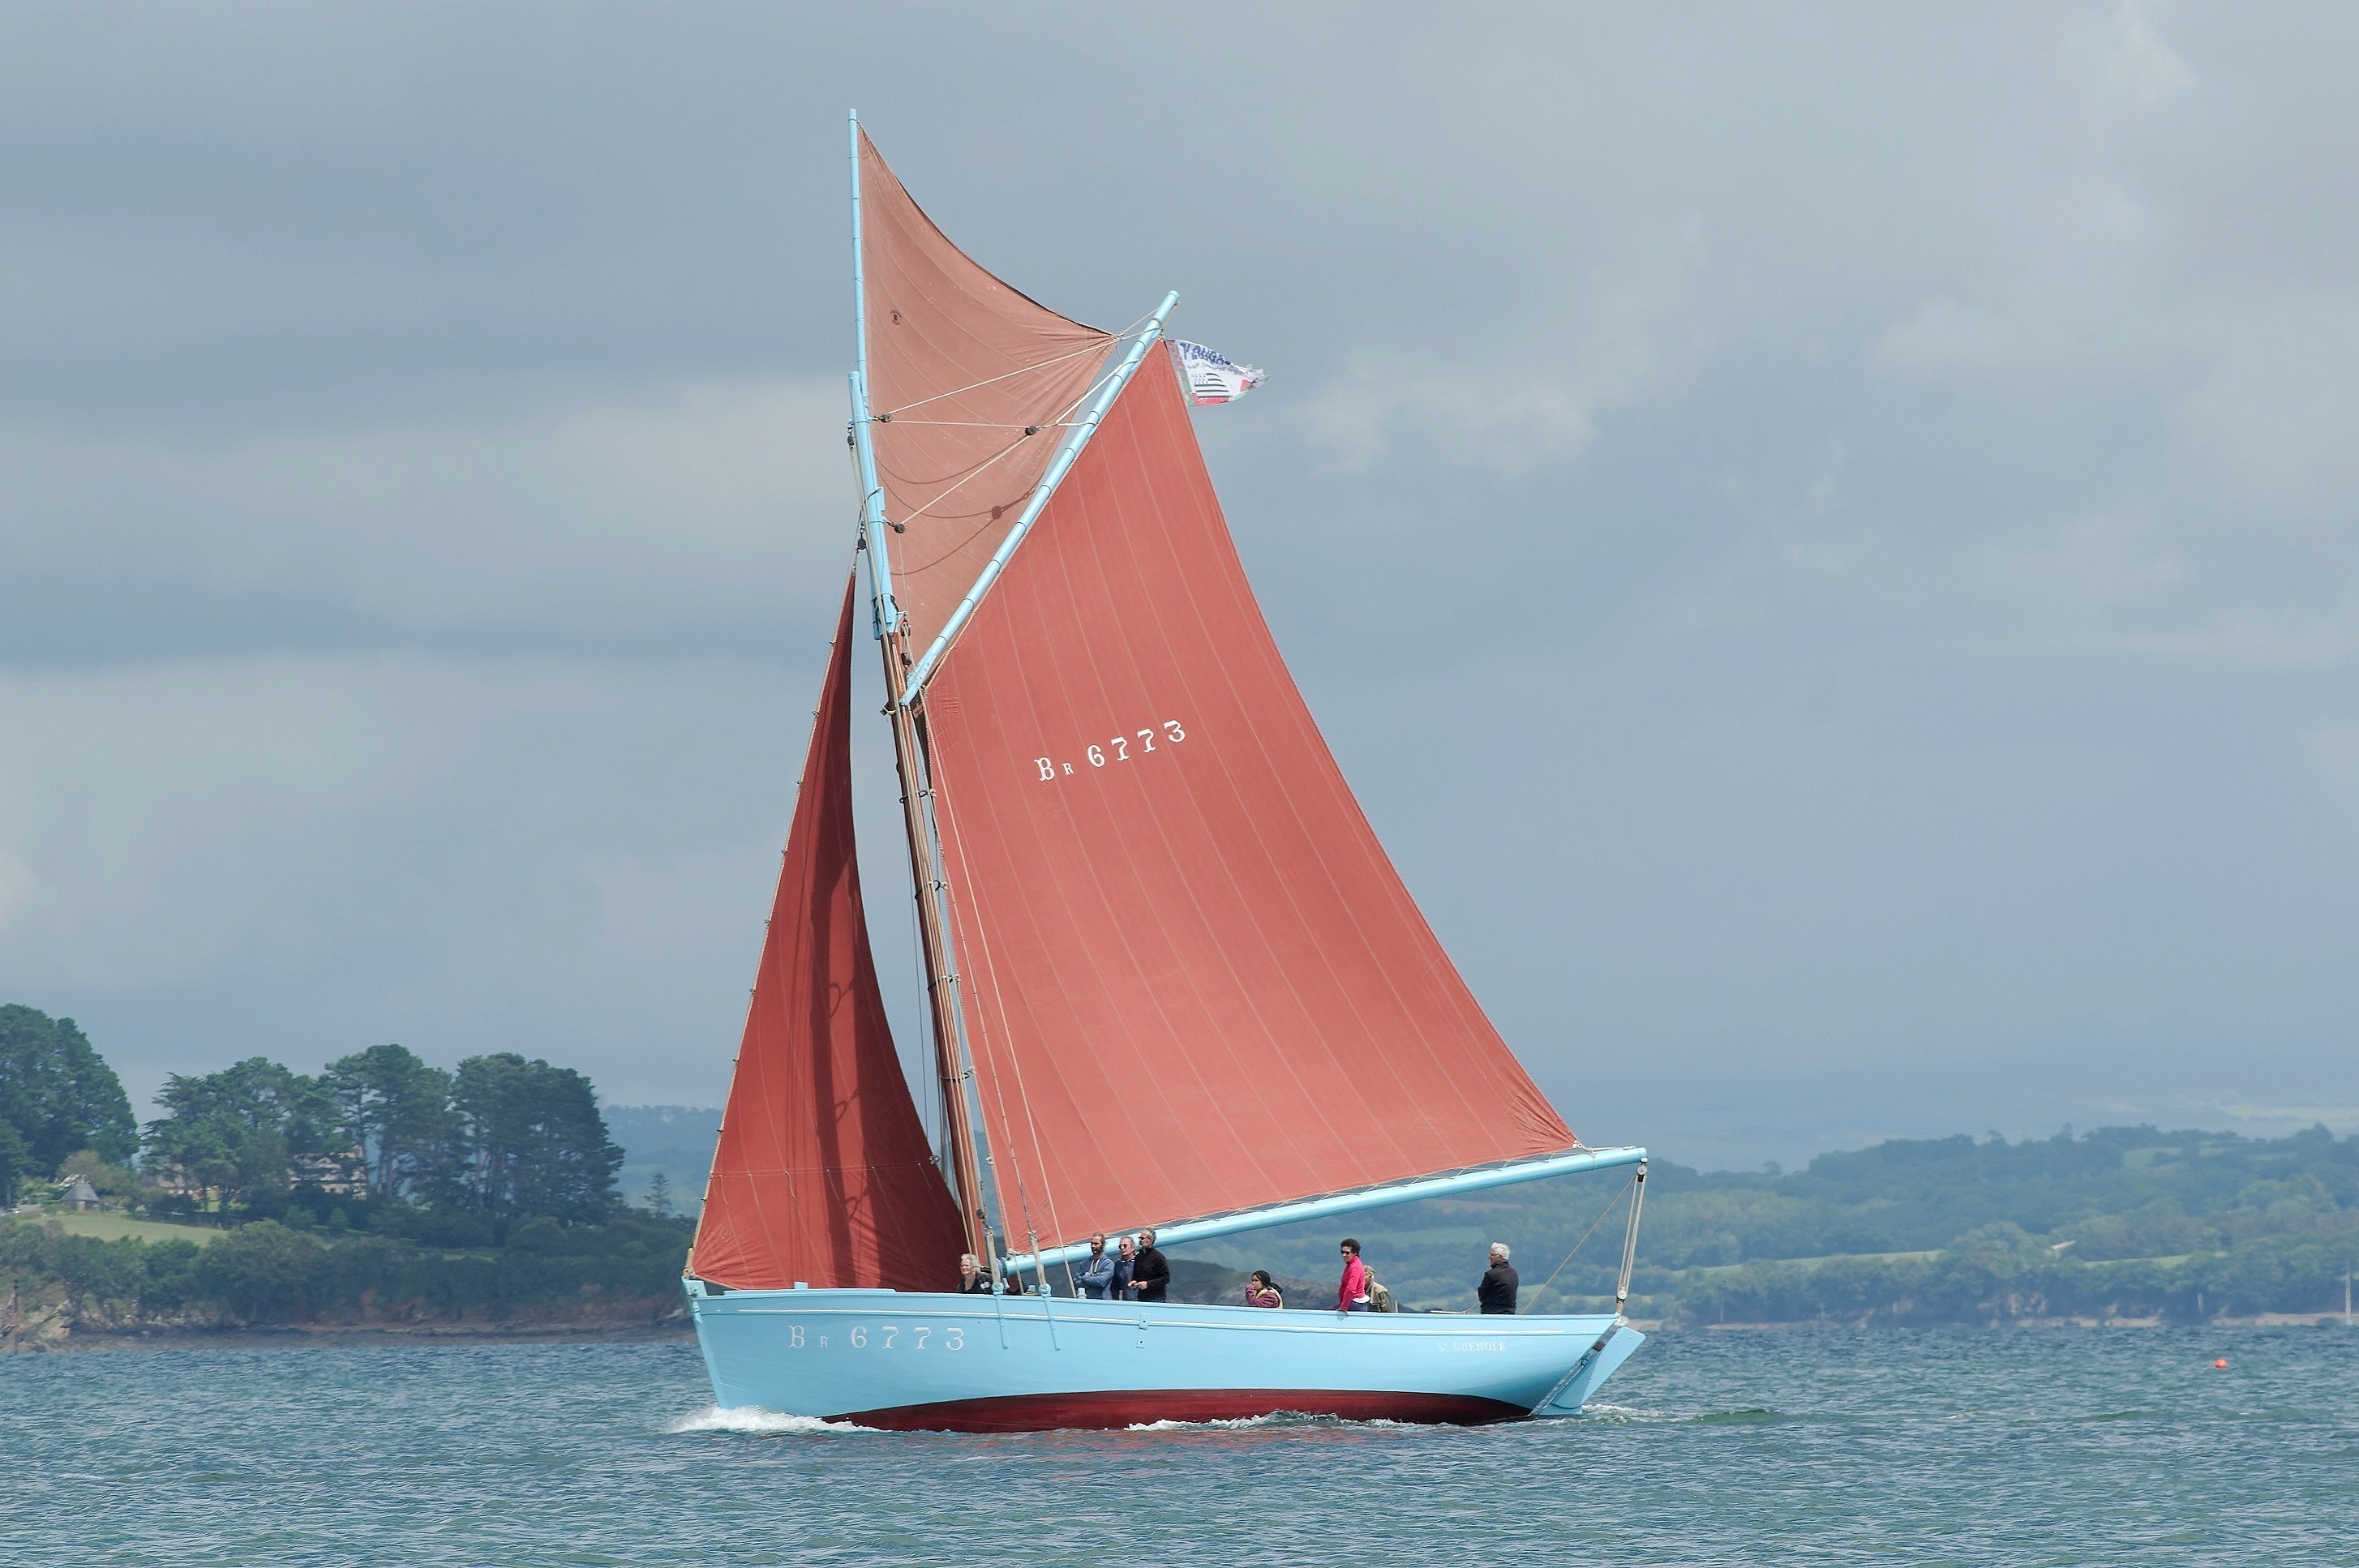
[877,623,993,1263]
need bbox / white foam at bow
[663,1405,881,1436]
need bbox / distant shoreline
[34,1313,2353,1352]
[45,1320,697,1352]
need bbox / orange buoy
[2214,1358,2228,1369]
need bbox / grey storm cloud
[2,2,2355,1168]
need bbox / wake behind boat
[683,114,1649,1433]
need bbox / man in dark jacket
[1127,1229,1171,1302]
[1478,1242,1519,1314]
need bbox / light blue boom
[689,1283,1645,1433]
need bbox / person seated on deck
[1478,1242,1519,1315]
[1336,1238,1372,1312]
[1126,1229,1171,1302]
[1244,1270,1284,1309]
[1075,1233,1117,1299]
[1112,1236,1137,1300]
[955,1253,992,1294]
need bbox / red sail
[858,132,1113,652]
[693,579,966,1290]
[921,352,1576,1252]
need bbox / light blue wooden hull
[688,1280,1644,1432]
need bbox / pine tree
[0,1005,138,1171]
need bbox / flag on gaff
[1171,339,1267,405]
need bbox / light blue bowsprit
[1001,1146,1646,1277]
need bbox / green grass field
[13,1209,221,1247]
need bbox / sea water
[5,1326,2353,1565]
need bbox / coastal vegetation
[9,1003,2356,1338]
[1199,1123,2359,1325]
[0,1005,139,1205]
[2,1005,686,1348]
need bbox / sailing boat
[684,115,1650,1433]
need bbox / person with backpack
[1336,1238,1371,1312]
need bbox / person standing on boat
[956,1253,992,1295]
[1112,1236,1136,1300]
[1127,1229,1171,1302]
[1245,1270,1284,1308]
[1075,1233,1117,1299]
[1336,1239,1371,1312]
[1478,1243,1519,1314]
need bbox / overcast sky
[5,2,2355,1170]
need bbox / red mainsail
[857,131,1113,652]
[918,350,1576,1253]
[693,579,966,1290]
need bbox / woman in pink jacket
[1335,1238,1370,1312]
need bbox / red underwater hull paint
[836,1388,1527,1434]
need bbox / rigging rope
[871,312,1156,418]
[1530,1173,1638,1310]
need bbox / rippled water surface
[7,1326,2354,1565]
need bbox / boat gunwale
[693,1286,1619,1338]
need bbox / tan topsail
[856,131,1113,652]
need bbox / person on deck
[1245,1270,1284,1309]
[1075,1233,1117,1300]
[1336,1238,1371,1312]
[1127,1229,1171,1302]
[955,1253,992,1295]
[1478,1242,1519,1315]
[1112,1236,1137,1300]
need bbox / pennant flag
[1172,339,1267,405]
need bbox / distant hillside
[607,1106,720,1213]
[1173,1125,2359,1324]
[597,1107,2358,1324]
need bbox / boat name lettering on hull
[1036,719,1187,780]
[785,1322,965,1351]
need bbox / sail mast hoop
[1000,1146,1648,1277]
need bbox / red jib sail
[693,579,966,1291]
[920,350,1576,1253]
[857,131,1113,653]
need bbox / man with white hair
[1478,1242,1519,1315]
